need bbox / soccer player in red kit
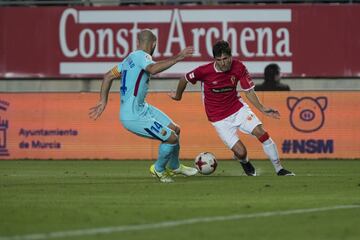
[170,40,294,176]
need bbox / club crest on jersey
[231,76,236,85]
[212,81,218,85]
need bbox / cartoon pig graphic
[287,97,328,133]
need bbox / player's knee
[252,124,266,138]
[168,123,180,136]
[165,132,179,144]
[174,125,181,136]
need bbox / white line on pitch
[0,205,359,240]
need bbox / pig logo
[287,97,328,133]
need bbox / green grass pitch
[0,160,360,240]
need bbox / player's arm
[145,47,193,75]
[169,77,188,101]
[89,67,120,120]
[244,89,280,119]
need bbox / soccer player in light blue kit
[90,29,198,183]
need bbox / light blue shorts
[121,105,173,142]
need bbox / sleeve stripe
[243,84,255,91]
[111,66,121,78]
[184,74,191,83]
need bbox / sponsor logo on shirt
[211,87,234,93]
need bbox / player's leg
[148,105,180,170]
[163,123,181,170]
[251,124,282,172]
[251,125,295,176]
[211,114,256,176]
[165,122,197,176]
[236,105,292,175]
[148,122,180,177]
[231,140,256,176]
[148,105,197,176]
[121,116,177,182]
[153,131,179,182]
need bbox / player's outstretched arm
[89,69,119,120]
[169,77,188,101]
[244,89,280,119]
[146,47,193,75]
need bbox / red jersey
[185,60,254,122]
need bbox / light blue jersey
[118,50,154,120]
[116,50,173,142]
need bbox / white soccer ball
[195,152,217,175]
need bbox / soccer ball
[195,152,217,175]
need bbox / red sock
[258,132,270,143]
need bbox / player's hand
[89,101,107,120]
[176,47,194,61]
[263,107,280,119]
[168,89,181,101]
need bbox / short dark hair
[264,63,280,82]
[212,40,232,58]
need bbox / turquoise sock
[167,143,180,170]
[155,143,177,172]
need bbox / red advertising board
[1,5,360,78]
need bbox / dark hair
[212,40,232,58]
[264,63,280,82]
